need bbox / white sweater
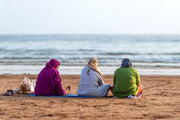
[77,67,111,97]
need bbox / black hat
[121,58,132,67]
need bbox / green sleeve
[113,71,116,86]
[136,70,140,86]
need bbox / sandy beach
[0,74,179,120]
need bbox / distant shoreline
[0,65,180,75]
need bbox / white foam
[0,65,180,75]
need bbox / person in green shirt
[112,58,143,98]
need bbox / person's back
[77,58,111,97]
[77,66,104,96]
[113,67,140,97]
[35,67,61,96]
[35,59,70,96]
[112,58,143,98]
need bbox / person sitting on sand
[112,58,143,98]
[35,59,70,96]
[77,57,111,97]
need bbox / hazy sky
[0,0,180,34]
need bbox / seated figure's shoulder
[50,68,56,72]
[82,66,87,71]
[49,68,59,75]
[130,67,138,73]
[131,67,137,70]
[81,67,88,73]
[113,68,120,75]
[115,67,121,72]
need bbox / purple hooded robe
[35,59,66,96]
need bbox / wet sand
[0,74,180,120]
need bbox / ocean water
[0,34,180,75]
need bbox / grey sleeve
[97,73,104,85]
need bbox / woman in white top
[77,57,111,97]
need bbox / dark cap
[121,58,132,67]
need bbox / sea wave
[0,34,180,68]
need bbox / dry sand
[0,74,180,120]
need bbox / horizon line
[0,33,180,36]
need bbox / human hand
[65,86,71,94]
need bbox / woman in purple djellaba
[35,59,70,96]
